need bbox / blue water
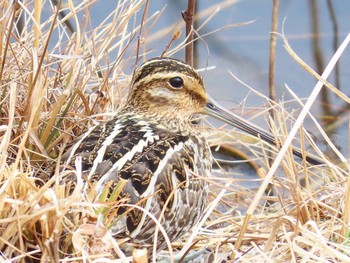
[85,1,349,155]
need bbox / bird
[60,57,321,253]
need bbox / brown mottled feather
[60,57,212,250]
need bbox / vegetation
[0,0,349,262]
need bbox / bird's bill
[204,96,323,165]
[204,96,276,146]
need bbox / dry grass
[0,1,349,262]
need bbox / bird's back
[60,110,212,248]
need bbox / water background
[85,0,350,156]
[35,0,350,182]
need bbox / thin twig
[309,0,333,121]
[268,0,279,173]
[161,27,181,57]
[326,0,340,90]
[182,0,196,66]
[268,0,279,114]
[135,0,150,66]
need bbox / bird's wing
[60,116,210,199]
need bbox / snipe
[60,57,319,252]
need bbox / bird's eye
[169,77,184,89]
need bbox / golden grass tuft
[0,1,349,262]
[0,0,142,261]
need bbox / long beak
[204,96,322,165]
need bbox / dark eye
[169,77,184,89]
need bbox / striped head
[124,57,293,156]
[125,57,207,121]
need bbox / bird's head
[124,57,275,146]
[126,57,207,121]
